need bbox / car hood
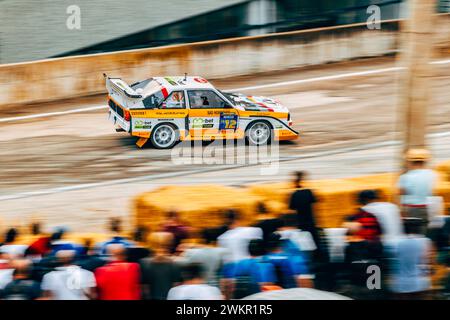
[227,93,288,113]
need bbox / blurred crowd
[0,149,449,300]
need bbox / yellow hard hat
[405,148,431,161]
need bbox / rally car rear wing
[104,73,142,99]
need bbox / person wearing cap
[398,149,437,234]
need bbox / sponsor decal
[155,111,185,115]
[191,118,204,128]
[194,77,208,83]
[164,77,178,86]
[134,120,152,129]
[206,110,223,116]
[191,118,214,128]
[219,113,238,130]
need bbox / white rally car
[105,74,298,148]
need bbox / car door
[187,89,239,138]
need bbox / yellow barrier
[134,185,267,234]
[133,166,450,231]
[247,175,396,228]
[436,160,450,182]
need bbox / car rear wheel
[150,123,178,149]
[246,121,272,146]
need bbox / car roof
[153,76,216,90]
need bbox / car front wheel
[246,121,272,146]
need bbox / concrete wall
[0,0,244,64]
[0,14,449,108]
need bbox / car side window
[188,90,232,109]
[143,91,164,109]
[160,91,186,109]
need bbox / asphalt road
[1,56,449,232]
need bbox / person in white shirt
[360,190,404,245]
[0,244,28,257]
[167,263,223,300]
[217,212,262,263]
[41,250,96,300]
[0,260,14,290]
[277,214,317,252]
[398,149,437,234]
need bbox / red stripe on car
[161,87,169,98]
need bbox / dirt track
[1,56,449,232]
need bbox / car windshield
[220,91,265,110]
[219,90,234,101]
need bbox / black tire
[245,120,273,146]
[150,123,179,149]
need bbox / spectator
[360,190,404,245]
[163,211,190,254]
[127,226,152,263]
[140,232,181,300]
[2,228,18,245]
[0,254,14,291]
[179,228,228,287]
[226,239,277,299]
[26,232,52,257]
[344,190,383,247]
[264,233,312,289]
[49,229,85,256]
[132,225,149,244]
[31,223,42,236]
[167,263,223,300]
[96,218,133,255]
[41,250,96,300]
[217,210,263,263]
[0,259,41,300]
[288,171,321,249]
[343,191,383,294]
[74,239,106,272]
[389,218,432,299]
[398,149,437,234]
[277,214,317,262]
[216,209,239,237]
[0,228,28,257]
[253,202,283,245]
[95,244,141,300]
[343,222,382,296]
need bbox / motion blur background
[0,0,449,301]
[2,0,448,63]
[0,0,449,232]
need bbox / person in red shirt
[95,244,141,300]
[345,190,383,244]
[344,190,383,265]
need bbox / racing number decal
[219,113,238,130]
